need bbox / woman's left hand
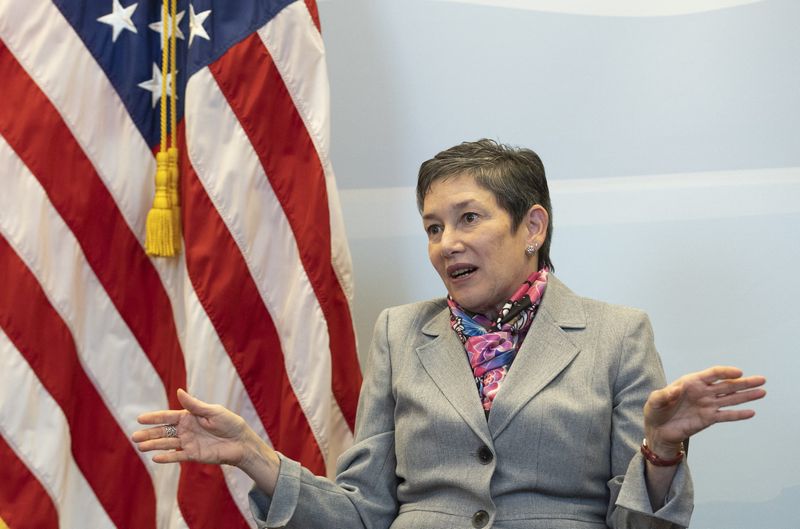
[643,365,766,455]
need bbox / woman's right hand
[132,389,281,494]
[132,388,251,466]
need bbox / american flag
[0,0,361,527]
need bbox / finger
[177,388,216,417]
[152,450,192,464]
[135,437,182,453]
[698,365,744,384]
[713,408,757,423]
[131,426,161,443]
[137,410,185,426]
[131,424,179,443]
[715,388,767,408]
[711,376,767,396]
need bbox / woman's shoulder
[544,274,650,326]
[368,298,450,350]
[378,298,448,328]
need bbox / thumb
[648,383,682,410]
[177,388,214,416]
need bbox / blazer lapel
[488,275,587,438]
[416,308,492,445]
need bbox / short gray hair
[416,139,554,271]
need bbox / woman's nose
[440,228,464,256]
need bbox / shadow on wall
[692,485,800,529]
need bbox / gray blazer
[250,276,693,528]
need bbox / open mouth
[449,266,477,279]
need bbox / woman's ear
[525,204,549,246]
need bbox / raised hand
[131,388,250,466]
[644,365,766,452]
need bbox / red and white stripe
[0,0,360,527]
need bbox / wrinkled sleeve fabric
[606,311,694,529]
[249,308,399,529]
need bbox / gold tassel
[145,0,180,257]
[145,151,176,256]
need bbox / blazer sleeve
[248,308,399,529]
[606,311,694,529]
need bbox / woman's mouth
[448,265,477,280]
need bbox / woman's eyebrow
[422,199,479,221]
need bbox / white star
[148,10,185,47]
[97,0,138,42]
[189,5,212,46]
[137,63,178,108]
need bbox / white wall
[319,1,800,526]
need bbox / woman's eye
[464,212,478,223]
[426,225,441,236]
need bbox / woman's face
[422,173,542,318]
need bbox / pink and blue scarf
[447,269,548,412]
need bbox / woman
[133,139,766,529]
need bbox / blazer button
[472,510,490,528]
[477,445,493,464]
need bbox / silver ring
[163,424,178,438]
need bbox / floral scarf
[447,268,549,412]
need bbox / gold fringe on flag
[145,0,181,256]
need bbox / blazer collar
[417,307,492,444]
[417,274,587,441]
[419,274,586,336]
